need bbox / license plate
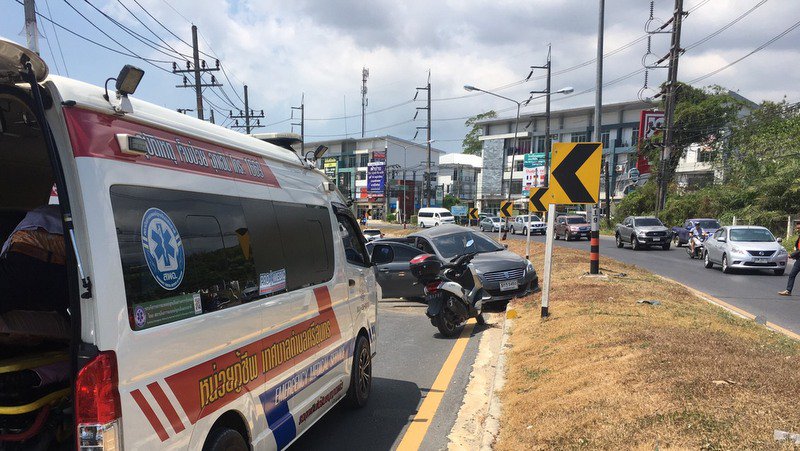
[755,258,768,263]
[499,280,518,291]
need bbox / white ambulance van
[0,38,380,450]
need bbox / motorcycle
[687,232,708,259]
[409,241,490,337]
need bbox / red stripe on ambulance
[159,286,341,426]
[130,389,169,442]
[62,107,280,188]
[147,382,185,434]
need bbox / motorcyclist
[689,222,704,256]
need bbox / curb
[479,306,514,450]
[653,274,800,341]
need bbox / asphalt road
[501,229,800,335]
[289,298,491,451]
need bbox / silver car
[703,226,788,275]
[479,216,508,233]
[510,215,547,235]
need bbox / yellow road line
[655,274,800,341]
[396,320,476,451]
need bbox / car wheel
[775,268,786,276]
[554,230,559,240]
[346,335,372,408]
[673,235,681,247]
[703,250,713,268]
[203,428,248,451]
[662,242,671,250]
[631,235,640,250]
[510,226,515,235]
[435,222,439,227]
[615,234,624,248]
[523,227,528,235]
[565,233,571,241]
[722,254,731,274]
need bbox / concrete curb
[479,308,514,450]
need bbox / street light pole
[463,85,522,241]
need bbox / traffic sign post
[468,207,479,227]
[538,142,603,318]
[526,187,548,261]
[499,200,513,241]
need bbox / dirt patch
[497,240,800,450]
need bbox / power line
[43,0,69,76]
[114,0,192,59]
[36,2,62,75]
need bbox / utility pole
[172,25,221,121]
[292,93,305,155]
[590,0,605,275]
[361,67,369,138]
[209,109,215,124]
[415,73,432,207]
[23,0,40,54]
[229,85,265,134]
[656,0,685,213]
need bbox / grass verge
[497,240,800,450]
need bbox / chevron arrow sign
[547,142,602,205]
[528,187,548,212]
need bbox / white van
[0,39,378,451]
[416,207,455,228]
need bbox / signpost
[468,207,479,227]
[450,205,467,217]
[367,161,385,194]
[323,157,338,182]
[525,187,548,260]
[539,142,603,318]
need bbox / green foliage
[386,213,396,222]
[442,194,461,210]
[410,215,418,225]
[614,180,656,223]
[462,110,497,155]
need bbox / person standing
[779,220,800,296]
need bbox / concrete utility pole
[361,67,369,138]
[415,73,432,207]
[292,94,305,155]
[590,0,605,275]
[229,85,265,134]
[172,25,221,121]
[23,0,40,54]
[656,0,685,213]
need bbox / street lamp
[464,84,524,240]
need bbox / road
[289,298,493,451]
[501,229,800,335]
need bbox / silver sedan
[703,226,788,275]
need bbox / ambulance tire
[346,335,372,408]
[203,427,248,451]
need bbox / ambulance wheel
[202,428,248,451]
[347,335,372,408]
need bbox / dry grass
[497,241,800,450]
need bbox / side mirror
[718,237,726,243]
[371,244,394,265]
[777,237,783,243]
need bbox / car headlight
[526,260,534,274]
[637,231,647,237]
[730,245,745,254]
[777,248,788,255]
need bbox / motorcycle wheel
[434,308,465,338]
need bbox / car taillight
[425,282,442,293]
[76,351,122,451]
[410,254,432,265]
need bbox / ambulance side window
[337,215,369,266]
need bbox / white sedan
[703,226,788,275]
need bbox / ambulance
[0,37,379,450]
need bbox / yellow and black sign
[468,208,479,220]
[547,142,602,205]
[499,200,513,218]
[528,187,548,213]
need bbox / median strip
[496,240,800,449]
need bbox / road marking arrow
[528,187,548,212]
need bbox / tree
[645,83,742,198]
[442,194,461,210]
[462,110,497,155]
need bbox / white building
[437,153,482,207]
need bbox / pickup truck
[671,218,721,246]
[615,216,672,250]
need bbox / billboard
[637,110,664,174]
[450,205,468,216]
[323,158,338,181]
[367,161,386,194]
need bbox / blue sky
[2,0,799,152]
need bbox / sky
[2,0,799,152]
